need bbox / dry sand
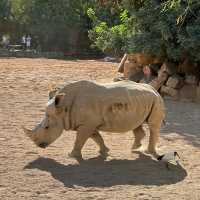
[0,58,200,200]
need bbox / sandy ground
[0,58,200,200]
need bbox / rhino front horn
[22,126,33,138]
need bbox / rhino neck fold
[63,96,75,131]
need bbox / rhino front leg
[91,131,109,157]
[132,125,146,151]
[68,127,93,161]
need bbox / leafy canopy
[88,0,200,62]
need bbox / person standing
[26,35,31,50]
[21,35,26,50]
[2,35,10,49]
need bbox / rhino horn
[22,126,34,139]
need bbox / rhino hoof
[99,147,110,156]
[99,151,109,158]
[68,152,83,162]
[131,143,142,150]
[144,149,160,158]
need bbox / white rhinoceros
[23,80,165,160]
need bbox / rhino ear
[48,84,58,100]
[55,93,65,107]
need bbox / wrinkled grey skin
[23,80,165,161]
[23,96,65,148]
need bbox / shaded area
[24,154,187,188]
[162,99,200,148]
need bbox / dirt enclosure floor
[0,58,200,200]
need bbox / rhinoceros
[23,80,165,161]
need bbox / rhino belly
[99,112,147,132]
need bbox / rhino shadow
[24,153,187,188]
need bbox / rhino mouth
[38,142,49,148]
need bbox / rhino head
[23,93,70,148]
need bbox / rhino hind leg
[91,131,110,157]
[146,124,161,157]
[146,101,164,158]
[132,125,146,151]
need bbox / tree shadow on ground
[161,100,200,148]
[24,153,187,188]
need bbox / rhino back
[69,80,162,132]
[100,82,157,132]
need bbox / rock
[196,84,200,103]
[140,75,156,84]
[113,76,126,82]
[123,61,142,78]
[166,75,184,89]
[104,56,117,62]
[179,84,197,101]
[129,71,144,82]
[150,69,169,91]
[178,58,199,75]
[185,75,198,85]
[127,53,163,65]
[149,64,161,75]
[159,62,177,76]
[160,86,178,97]
[157,71,169,83]
[157,63,174,85]
[149,78,162,90]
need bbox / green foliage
[1,0,99,52]
[127,0,182,59]
[88,0,200,63]
[88,8,131,56]
[0,0,11,21]
[1,0,200,60]
[10,0,91,50]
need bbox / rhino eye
[45,126,49,129]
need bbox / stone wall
[0,48,64,59]
[117,53,200,103]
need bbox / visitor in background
[26,35,31,50]
[2,35,10,49]
[21,35,26,50]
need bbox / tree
[88,0,200,64]
[3,0,97,52]
[0,0,11,22]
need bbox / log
[117,53,127,73]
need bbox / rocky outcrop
[116,53,200,102]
